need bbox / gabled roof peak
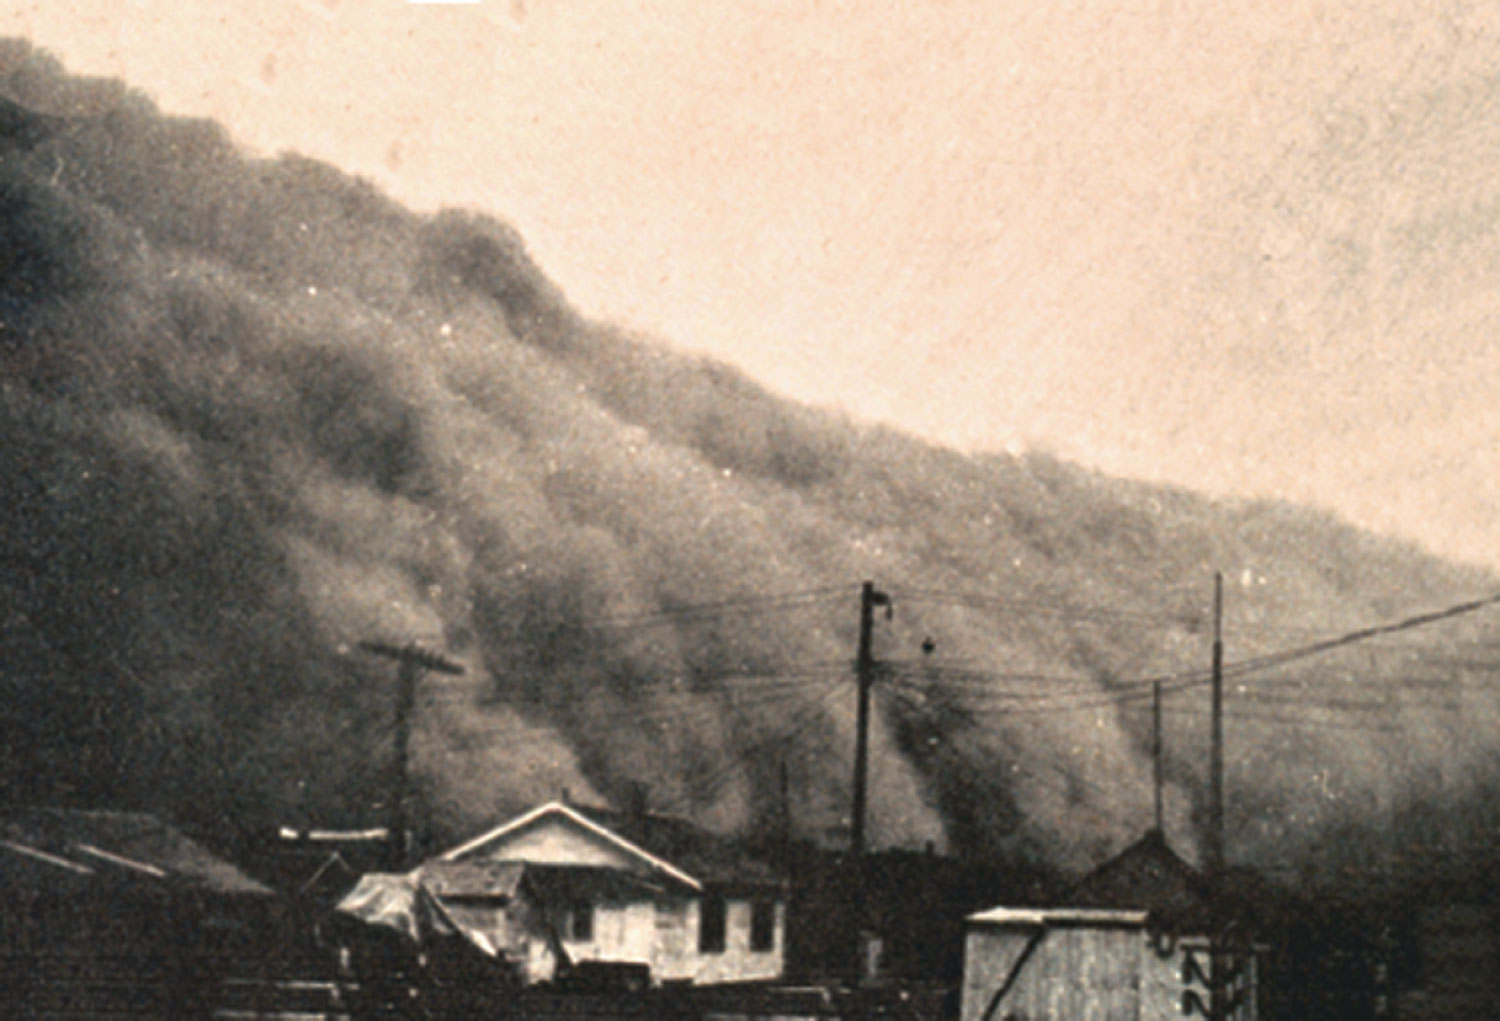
[437,800,704,892]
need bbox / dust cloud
[3,42,1497,880]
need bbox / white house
[435,800,787,986]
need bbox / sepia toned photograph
[3,2,1499,1017]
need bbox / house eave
[437,801,705,893]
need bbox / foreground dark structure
[4,804,1500,1017]
[0,807,321,1016]
[0,806,955,1018]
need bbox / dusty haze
[2,44,1499,882]
[13,1,1500,577]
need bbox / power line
[386,585,1500,820]
[884,670,1478,724]
[1213,591,1500,682]
[561,586,855,631]
[1226,692,1463,712]
[880,660,1109,689]
[679,680,850,808]
[889,687,1155,832]
[883,674,1179,716]
[889,585,1195,626]
[427,678,835,735]
[1155,706,1404,734]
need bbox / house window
[750,899,776,952]
[570,902,594,942]
[698,894,726,954]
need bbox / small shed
[961,906,1159,1020]
[961,830,1260,1020]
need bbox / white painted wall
[690,898,785,985]
[561,900,659,966]
[556,894,784,985]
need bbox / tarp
[337,872,467,945]
[336,869,564,985]
[417,860,527,900]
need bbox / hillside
[2,41,1497,882]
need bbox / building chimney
[625,781,650,819]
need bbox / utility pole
[1208,572,1224,876]
[849,580,890,987]
[1208,573,1229,1021]
[1153,680,1164,834]
[1160,576,1245,1021]
[851,580,890,859]
[359,641,464,865]
[1182,575,1241,1021]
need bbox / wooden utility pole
[849,581,890,987]
[1208,573,1229,1021]
[1208,572,1225,875]
[1180,577,1242,1021]
[359,641,463,864]
[851,580,890,859]
[1153,680,1164,833]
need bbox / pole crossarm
[358,640,465,675]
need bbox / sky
[11,0,1500,572]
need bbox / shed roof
[968,906,1150,928]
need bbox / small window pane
[570,903,594,941]
[750,900,776,952]
[699,894,726,953]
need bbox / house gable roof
[438,801,704,892]
[1069,828,1226,932]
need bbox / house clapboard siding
[435,800,787,986]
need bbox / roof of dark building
[1068,828,1232,933]
[568,802,783,888]
[247,827,396,904]
[0,807,273,897]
